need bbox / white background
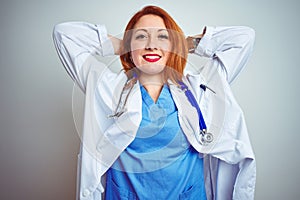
[0,0,299,199]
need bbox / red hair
[120,6,188,83]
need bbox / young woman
[53,5,256,200]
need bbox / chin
[138,64,165,75]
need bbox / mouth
[142,54,161,63]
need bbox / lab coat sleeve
[52,22,115,92]
[194,26,255,84]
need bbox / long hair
[120,6,188,83]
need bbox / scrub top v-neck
[105,84,206,200]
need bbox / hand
[186,27,206,53]
[108,35,122,55]
[186,34,204,53]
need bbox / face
[130,15,172,76]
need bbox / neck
[139,73,164,103]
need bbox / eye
[158,34,169,40]
[135,34,147,40]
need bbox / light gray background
[0,0,299,199]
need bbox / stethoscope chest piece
[199,129,214,146]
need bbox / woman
[53,5,256,200]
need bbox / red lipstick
[143,54,161,62]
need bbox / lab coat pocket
[178,181,206,200]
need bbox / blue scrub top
[105,84,206,200]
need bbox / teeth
[144,55,160,59]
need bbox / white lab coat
[53,22,256,200]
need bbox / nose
[145,35,158,50]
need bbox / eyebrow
[134,28,168,33]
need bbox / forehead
[134,14,166,29]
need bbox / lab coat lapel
[169,83,204,153]
[169,78,220,155]
[95,81,142,172]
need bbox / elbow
[234,26,255,52]
[52,23,63,42]
[53,22,75,41]
[52,23,68,40]
[246,27,255,55]
[242,27,255,48]
[52,22,72,52]
[244,27,255,39]
[246,27,255,46]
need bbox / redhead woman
[53,5,256,200]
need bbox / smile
[142,54,161,62]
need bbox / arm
[188,26,255,83]
[52,22,121,92]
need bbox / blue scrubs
[105,84,206,200]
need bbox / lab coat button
[83,189,90,197]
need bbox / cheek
[160,41,172,52]
[161,52,170,66]
[130,42,144,65]
[130,50,142,65]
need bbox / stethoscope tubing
[178,81,207,131]
[109,78,213,145]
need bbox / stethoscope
[108,76,214,146]
[178,81,214,146]
[107,76,137,118]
